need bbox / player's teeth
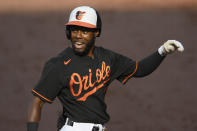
[76,42,82,45]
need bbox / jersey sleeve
[111,53,138,84]
[32,58,64,103]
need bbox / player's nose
[76,30,83,38]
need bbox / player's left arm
[134,40,184,77]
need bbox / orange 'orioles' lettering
[69,61,111,101]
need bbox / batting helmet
[65,6,102,40]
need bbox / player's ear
[94,30,99,37]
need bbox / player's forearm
[27,97,44,131]
[27,97,44,122]
[27,105,42,122]
[134,51,165,77]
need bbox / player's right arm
[27,96,45,131]
[27,57,64,131]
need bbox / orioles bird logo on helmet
[76,11,86,20]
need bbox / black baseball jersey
[32,46,138,124]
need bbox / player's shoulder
[95,46,122,59]
[58,47,73,58]
[96,46,133,63]
[96,46,117,56]
[45,47,72,68]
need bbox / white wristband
[158,46,166,56]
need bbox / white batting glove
[158,40,184,56]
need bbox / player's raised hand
[158,40,184,56]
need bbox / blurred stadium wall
[0,0,197,131]
[0,0,197,12]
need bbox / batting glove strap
[27,122,39,131]
[158,45,166,56]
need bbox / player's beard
[72,37,95,56]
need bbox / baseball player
[27,6,184,131]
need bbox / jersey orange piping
[122,61,138,84]
[32,89,52,103]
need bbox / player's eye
[72,30,78,33]
[82,30,88,34]
[70,26,78,31]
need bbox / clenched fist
[158,40,184,56]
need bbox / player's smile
[73,41,85,50]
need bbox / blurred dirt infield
[0,5,197,131]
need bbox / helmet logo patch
[76,11,86,20]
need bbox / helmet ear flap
[65,26,71,40]
[95,10,102,37]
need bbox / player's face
[70,26,98,56]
